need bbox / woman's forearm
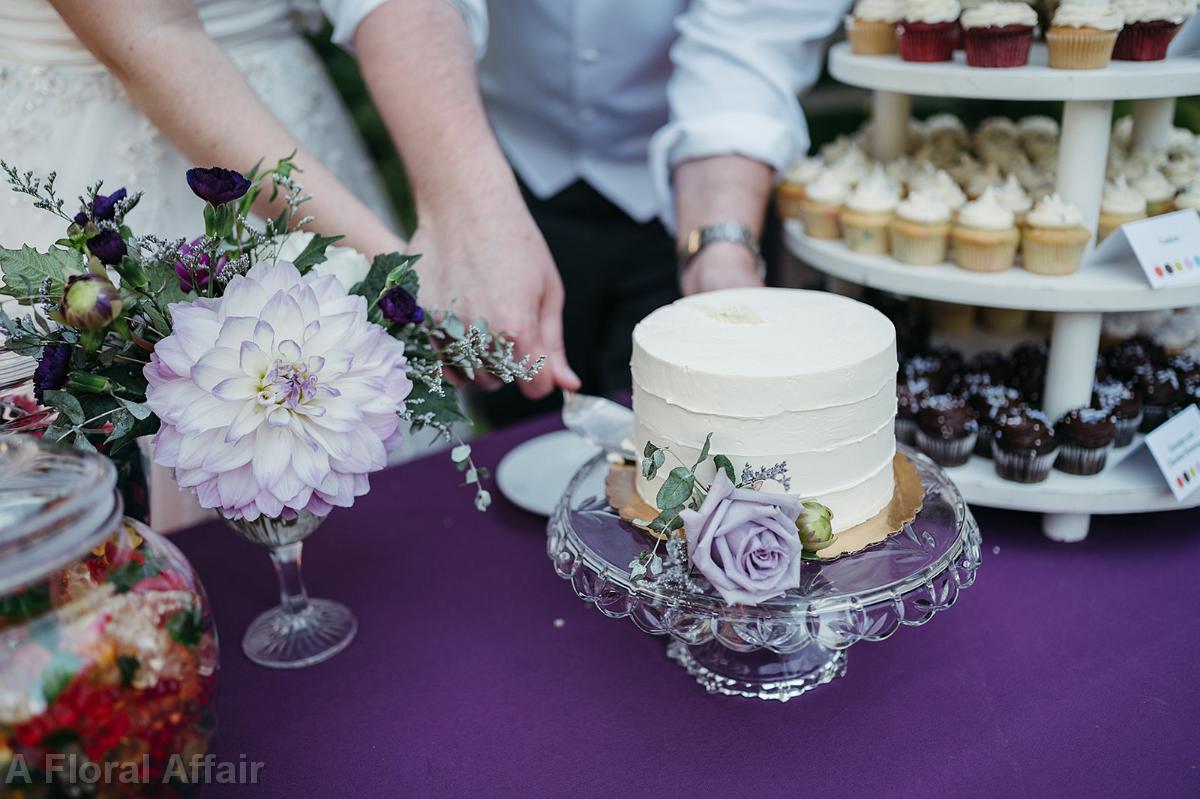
[48,0,404,257]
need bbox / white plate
[496,429,602,516]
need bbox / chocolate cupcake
[1169,353,1200,385]
[967,350,1012,385]
[1172,379,1200,418]
[915,393,978,467]
[1010,342,1047,407]
[964,384,1021,458]
[1106,336,1165,381]
[1136,367,1183,431]
[949,370,993,396]
[1092,378,1144,447]
[1055,407,1117,476]
[992,407,1057,483]
[896,378,930,446]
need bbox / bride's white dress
[0,0,398,530]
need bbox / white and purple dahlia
[144,260,411,521]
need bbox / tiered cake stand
[786,42,1200,542]
[547,446,981,702]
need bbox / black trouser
[474,180,680,426]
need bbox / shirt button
[579,47,600,64]
[578,107,597,123]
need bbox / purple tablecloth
[174,412,1200,798]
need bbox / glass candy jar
[0,435,218,798]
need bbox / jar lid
[0,434,122,594]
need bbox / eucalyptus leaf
[655,467,694,510]
[117,398,152,420]
[695,433,712,468]
[42,390,84,425]
[713,454,737,484]
[105,409,135,443]
[451,444,472,463]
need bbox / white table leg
[1056,99,1114,243]
[1130,98,1176,150]
[871,91,911,161]
[1043,513,1091,543]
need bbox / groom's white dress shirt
[321,0,849,229]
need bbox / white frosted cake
[631,288,897,533]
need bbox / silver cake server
[561,390,637,461]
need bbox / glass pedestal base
[242,598,358,669]
[667,640,847,702]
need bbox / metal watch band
[678,221,767,279]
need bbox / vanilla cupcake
[778,155,824,218]
[1047,0,1125,69]
[847,0,905,53]
[918,168,969,218]
[1098,176,1147,240]
[840,166,902,253]
[890,189,953,264]
[1173,183,1200,214]
[966,163,1006,199]
[800,170,851,239]
[925,113,970,151]
[1132,168,1176,215]
[1017,115,1060,161]
[1165,153,1196,189]
[951,187,1021,272]
[1022,193,1092,275]
[827,147,872,186]
[995,174,1033,226]
[974,116,1019,151]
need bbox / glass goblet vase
[224,510,357,669]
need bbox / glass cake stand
[546,444,982,701]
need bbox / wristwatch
[678,221,767,279]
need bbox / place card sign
[1144,404,1200,501]
[1091,209,1200,289]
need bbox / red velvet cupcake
[896,0,962,62]
[1113,19,1181,61]
[960,2,1037,67]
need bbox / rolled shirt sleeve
[320,0,490,58]
[648,0,851,231]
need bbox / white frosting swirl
[1018,115,1060,141]
[919,169,968,209]
[1115,0,1188,23]
[1027,193,1085,228]
[903,0,962,24]
[957,187,1016,229]
[1173,183,1200,210]
[967,164,1005,198]
[961,0,1038,27]
[1165,156,1196,188]
[854,0,906,21]
[896,189,953,223]
[785,155,825,184]
[1132,168,1174,202]
[805,170,851,205]
[846,165,902,212]
[994,174,1033,214]
[1101,176,1147,215]
[1053,0,1126,28]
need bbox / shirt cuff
[648,111,808,234]
[323,0,489,59]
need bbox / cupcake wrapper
[916,428,977,467]
[1113,412,1142,447]
[776,190,806,219]
[991,440,1058,483]
[979,307,1029,334]
[848,18,899,55]
[1021,235,1089,276]
[962,25,1034,68]
[1147,199,1176,216]
[842,218,892,254]
[1046,27,1118,69]
[1056,441,1114,475]
[952,236,1019,272]
[896,417,917,446]
[975,423,996,458]
[897,21,958,62]
[1113,20,1179,61]
[1141,403,1171,433]
[890,227,949,264]
[801,203,842,239]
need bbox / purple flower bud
[378,285,425,326]
[60,273,123,331]
[186,167,251,205]
[86,229,127,265]
[173,238,227,293]
[33,342,72,403]
[91,187,127,221]
[72,211,89,227]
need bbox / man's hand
[680,241,764,295]
[407,199,579,399]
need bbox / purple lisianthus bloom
[86,229,127,265]
[33,342,72,403]
[91,187,127,221]
[678,471,805,606]
[173,238,227,293]
[378,285,425,325]
[59,273,123,331]
[186,166,250,205]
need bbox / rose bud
[90,187,127,221]
[32,342,72,403]
[59,273,123,331]
[378,285,425,325]
[86,229,127,265]
[186,166,251,205]
[797,499,834,552]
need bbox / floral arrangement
[635,435,833,606]
[0,157,542,517]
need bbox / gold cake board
[605,452,924,560]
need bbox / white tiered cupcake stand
[785,41,1200,542]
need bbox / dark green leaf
[713,454,737,484]
[695,433,712,468]
[656,466,695,510]
[116,655,140,688]
[41,664,76,706]
[349,251,417,306]
[166,607,206,646]
[291,234,344,273]
[643,441,658,458]
[0,245,79,302]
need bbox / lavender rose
[678,471,805,606]
[186,166,251,205]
